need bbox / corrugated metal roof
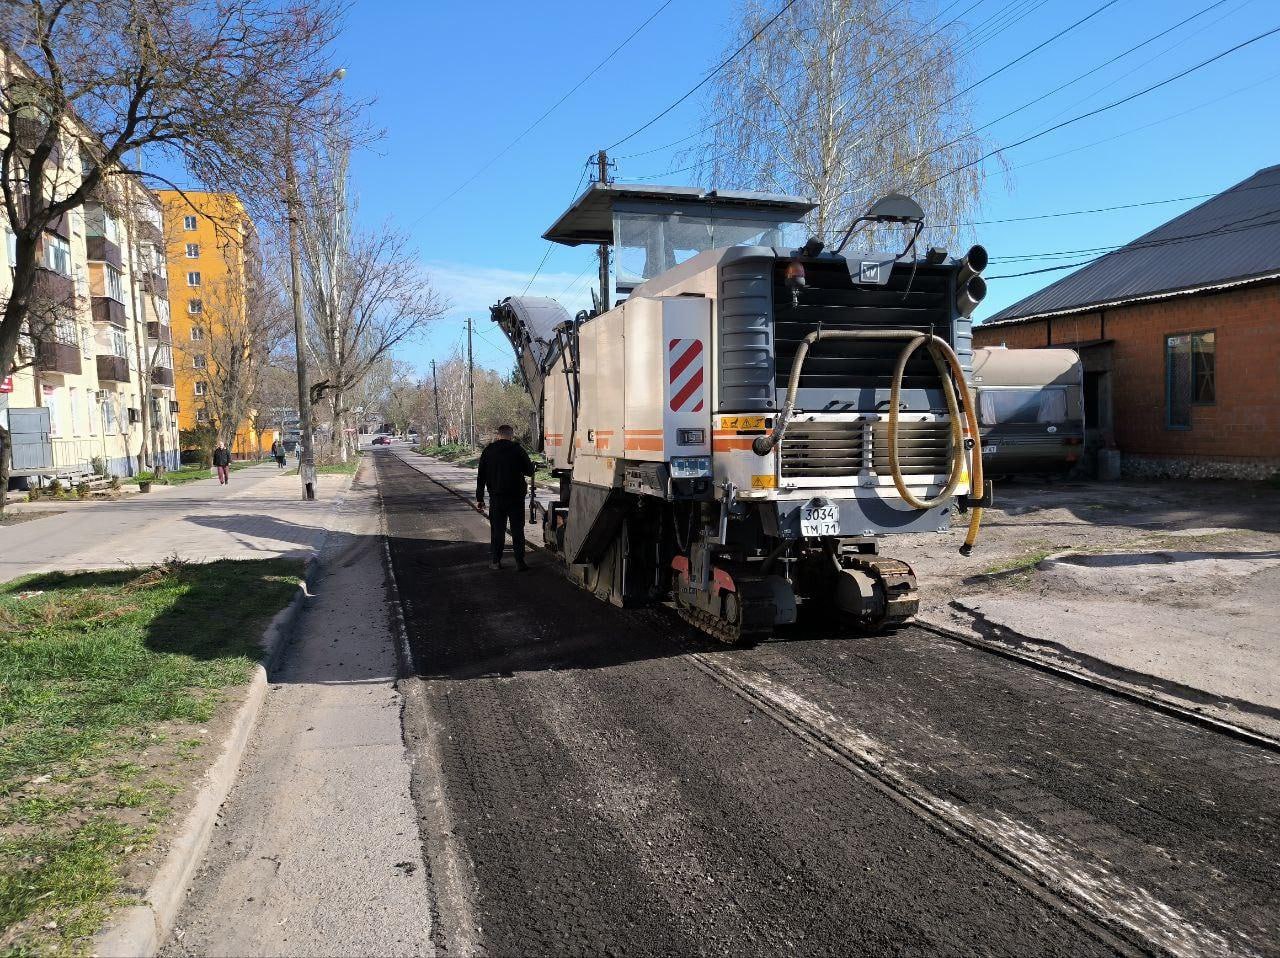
[983,164,1280,325]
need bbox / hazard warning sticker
[667,338,705,413]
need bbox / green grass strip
[0,558,302,955]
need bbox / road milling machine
[491,183,991,643]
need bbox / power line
[923,22,1280,190]
[938,182,1280,229]
[986,207,1280,279]
[417,0,679,220]
[604,0,803,153]
[615,0,945,162]
[902,0,1232,177]
[520,161,591,296]
[972,64,1280,184]
[620,0,1002,175]
[622,0,1108,184]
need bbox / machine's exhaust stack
[955,245,988,318]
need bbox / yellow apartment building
[156,190,271,458]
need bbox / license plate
[982,444,998,454]
[800,498,840,537]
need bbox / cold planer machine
[492,184,989,643]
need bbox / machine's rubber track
[845,555,919,632]
[676,578,776,646]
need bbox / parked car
[372,435,393,446]
[971,347,1085,479]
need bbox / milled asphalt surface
[380,452,1122,956]
[156,449,1280,956]
[160,464,432,957]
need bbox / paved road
[0,464,349,581]
[157,449,1280,956]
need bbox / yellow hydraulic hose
[754,329,985,555]
[886,335,985,554]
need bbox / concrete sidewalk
[158,459,430,957]
[0,464,351,582]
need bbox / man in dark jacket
[475,425,535,571]
[212,442,232,485]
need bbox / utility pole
[284,118,316,501]
[282,67,344,501]
[431,359,442,449]
[466,318,476,446]
[596,149,610,314]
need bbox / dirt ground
[896,478,1280,738]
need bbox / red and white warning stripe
[667,338,705,413]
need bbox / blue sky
[332,0,1280,375]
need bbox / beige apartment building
[1,61,179,483]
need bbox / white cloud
[423,260,595,321]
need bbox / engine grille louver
[780,421,952,479]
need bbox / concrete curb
[92,473,355,958]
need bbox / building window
[184,215,197,231]
[187,271,201,287]
[195,408,209,423]
[185,242,200,259]
[188,298,203,314]
[105,264,125,301]
[194,380,207,396]
[1166,331,1216,429]
[193,353,207,369]
[190,325,205,341]
[112,329,127,357]
[42,235,72,276]
[86,204,121,244]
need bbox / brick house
[975,164,1280,479]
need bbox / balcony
[91,296,127,328]
[146,321,173,343]
[86,235,123,269]
[96,354,130,383]
[36,338,82,375]
[141,271,168,297]
[134,216,163,245]
[13,116,63,167]
[33,267,74,305]
[151,365,174,387]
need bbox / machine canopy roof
[543,183,815,247]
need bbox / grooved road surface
[378,450,1280,957]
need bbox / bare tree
[181,248,290,462]
[701,0,990,249]
[428,350,471,445]
[0,0,345,506]
[297,132,446,461]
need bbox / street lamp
[284,67,345,500]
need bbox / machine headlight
[669,456,712,479]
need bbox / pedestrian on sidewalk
[213,442,231,485]
[271,439,287,469]
[475,425,535,571]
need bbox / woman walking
[271,438,287,469]
[213,442,232,485]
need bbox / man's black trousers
[488,494,526,565]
